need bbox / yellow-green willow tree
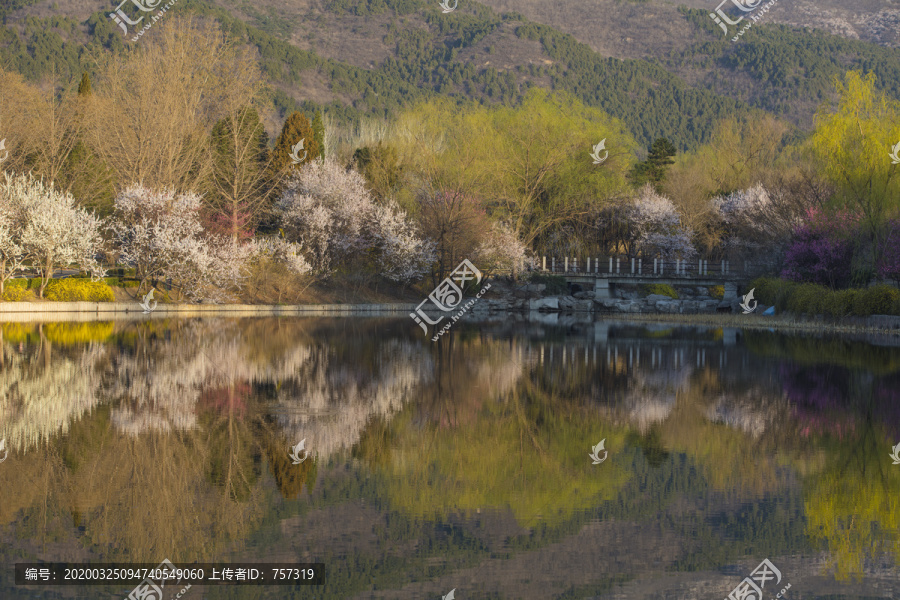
[809,70,900,268]
[392,89,636,251]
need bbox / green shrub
[750,277,797,311]
[528,273,568,295]
[708,285,724,300]
[750,277,900,317]
[852,285,900,316]
[44,279,115,302]
[97,277,137,288]
[819,289,854,318]
[639,283,678,299]
[786,283,827,315]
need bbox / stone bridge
[537,256,767,301]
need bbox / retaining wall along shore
[0,302,418,322]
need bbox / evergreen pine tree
[272,112,319,172]
[312,110,325,159]
[628,137,676,190]
[646,137,676,175]
[77,72,92,96]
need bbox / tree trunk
[38,259,54,299]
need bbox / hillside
[0,0,899,151]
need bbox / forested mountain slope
[1,0,899,150]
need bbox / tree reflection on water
[0,318,898,597]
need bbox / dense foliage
[5,1,899,152]
[0,9,897,300]
[751,277,900,317]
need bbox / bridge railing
[535,256,772,279]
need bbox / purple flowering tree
[781,208,857,289]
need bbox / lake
[0,316,898,599]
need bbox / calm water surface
[0,317,899,599]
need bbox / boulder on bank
[558,295,576,309]
[572,299,594,312]
[529,297,559,311]
[655,300,680,314]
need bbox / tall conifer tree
[207,106,271,241]
[77,72,92,96]
[272,112,319,172]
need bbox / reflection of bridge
[537,256,767,298]
[530,322,746,369]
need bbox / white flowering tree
[714,183,802,259]
[475,221,528,277]
[371,203,435,283]
[277,158,433,282]
[277,158,372,273]
[0,187,25,295]
[631,184,696,259]
[249,237,313,276]
[715,183,771,246]
[0,173,104,297]
[110,184,247,302]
